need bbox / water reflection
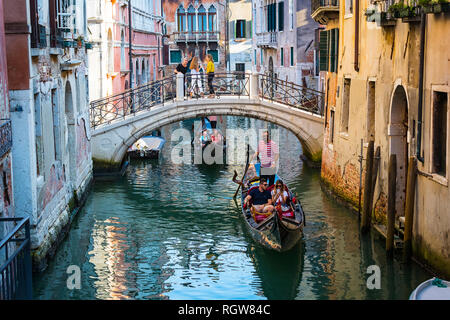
[32,117,431,300]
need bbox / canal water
[33,117,431,300]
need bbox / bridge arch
[91,97,324,172]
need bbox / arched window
[198,5,206,32]
[107,29,113,73]
[177,6,186,32]
[142,60,146,84]
[208,6,216,32]
[121,30,125,70]
[187,5,196,32]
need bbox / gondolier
[251,130,279,186]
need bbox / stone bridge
[90,73,325,173]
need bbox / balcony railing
[256,32,278,49]
[311,0,340,24]
[0,217,32,300]
[0,120,12,160]
[174,31,220,43]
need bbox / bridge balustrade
[90,73,324,129]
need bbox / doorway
[389,85,409,217]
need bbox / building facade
[87,0,164,101]
[0,0,14,226]
[162,0,227,73]
[314,0,450,277]
[253,0,320,89]
[229,0,253,73]
[3,0,93,271]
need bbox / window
[121,31,126,70]
[170,50,182,64]
[187,5,196,32]
[236,20,246,39]
[235,63,245,79]
[254,49,257,64]
[289,0,294,30]
[319,28,339,73]
[261,49,263,64]
[290,47,294,66]
[341,79,351,133]
[198,5,207,32]
[208,6,216,32]
[278,2,284,32]
[34,94,43,176]
[177,6,186,32]
[280,48,284,66]
[432,91,448,176]
[345,0,353,15]
[330,110,335,143]
[207,50,218,62]
[51,89,61,161]
[107,29,113,73]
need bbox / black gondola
[239,163,305,252]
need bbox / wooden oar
[233,144,250,199]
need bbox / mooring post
[361,140,374,233]
[386,154,397,256]
[404,156,417,259]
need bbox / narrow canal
[33,117,431,300]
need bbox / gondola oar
[233,144,250,199]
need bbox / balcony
[174,31,220,43]
[0,120,12,160]
[311,0,340,24]
[256,32,278,49]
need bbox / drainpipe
[416,11,426,163]
[354,0,360,71]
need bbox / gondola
[240,163,305,252]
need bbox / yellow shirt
[206,61,215,73]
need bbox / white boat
[409,278,450,300]
[128,136,165,159]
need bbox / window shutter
[229,20,235,40]
[278,2,284,32]
[330,30,335,73]
[319,30,328,72]
[246,20,252,38]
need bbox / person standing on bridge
[251,130,279,186]
[205,54,215,98]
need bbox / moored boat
[240,163,305,252]
[409,278,450,300]
[128,135,165,159]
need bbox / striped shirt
[258,140,279,167]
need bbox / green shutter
[278,2,284,31]
[170,50,181,64]
[319,30,328,72]
[208,49,218,62]
[229,20,235,40]
[290,47,294,66]
[281,48,284,66]
[330,30,335,73]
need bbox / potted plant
[419,0,434,12]
[388,1,406,18]
[433,0,449,13]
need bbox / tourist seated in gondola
[244,178,274,214]
[200,130,210,148]
[271,180,289,212]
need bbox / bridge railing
[90,75,177,129]
[259,74,325,116]
[90,72,324,129]
[0,216,32,300]
[185,72,250,98]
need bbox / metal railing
[0,217,32,300]
[311,0,340,13]
[0,120,12,159]
[90,75,177,129]
[256,32,278,47]
[259,74,325,116]
[173,31,220,42]
[185,72,249,98]
[90,73,324,129]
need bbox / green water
[33,117,431,300]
